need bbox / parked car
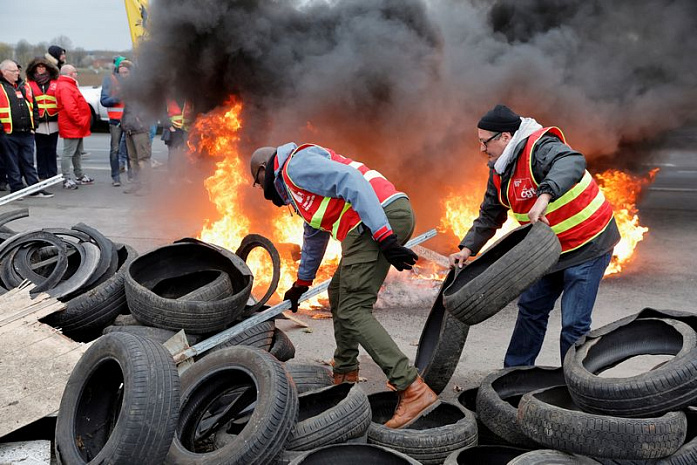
[79,85,109,128]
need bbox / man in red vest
[250,143,438,428]
[449,104,620,367]
[26,57,60,180]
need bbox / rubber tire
[443,445,532,464]
[564,318,697,417]
[442,222,561,325]
[287,444,422,465]
[0,230,69,293]
[55,332,180,465]
[125,240,253,334]
[42,244,138,342]
[595,435,697,464]
[270,328,296,362]
[476,366,565,447]
[368,392,478,465]
[284,362,333,394]
[517,386,687,460]
[206,319,275,354]
[165,346,299,465]
[235,234,281,316]
[103,325,202,346]
[509,449,601,464]
[415,268,470,394]
[285,383,371,451]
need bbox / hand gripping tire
[55,332,180,465]
[442,222,561,325]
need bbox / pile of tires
[454,308,697,463]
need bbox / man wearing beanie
[449,104,620,367]
[45,46,67,70]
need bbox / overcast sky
[0,0,133,51]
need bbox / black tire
[415,268,469,394]
[270,328,296,362]
[287,444,422,465]
[368,392,478,465]
[70,223,117,293]
[286,383,371,451]
[165,346,299,465]
[284,362,333,394]
[509,449,601,464]
[55,332,180,465]
[0,208,28,230]
[517,386,687,460]
[0,230,69,293]
[476,366,565,447]
[235,234,281,316]
[103,325,202,346]
[42,244,138,342]
[125,240,253,334]
[443,445,532,464]
[206,319,275,354]
[442,222,561,325]
[564,318,697,417]
[595,435,697,464]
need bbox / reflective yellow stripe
[332,203,352,238]
[310,197,331,229]
[551,190,607,234]
[546,171,593,215]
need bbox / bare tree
[0,43,13,61]
[72,47,88,68]
[14,39,33,68]
[50,35,73,52]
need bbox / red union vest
[167,99,193,130]
[29,81,58,118]
[0,82,35,133]
[493,127,614,253]
[280,144,401,241]
[106,75,124,121]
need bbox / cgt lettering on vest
[513,178,537,200]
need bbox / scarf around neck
[493,117,543,175]
[34,72,50,86]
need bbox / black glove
[378,234,418,271]
[283,281,310,312]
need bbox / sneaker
[112,181,121,187]
[63,179,79,190]
[29,190,54,198]
[151,159,164,168]
[75,175,94,185]
[81,151,91,158]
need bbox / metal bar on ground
[0,175,64,206]
[173,228,438,364]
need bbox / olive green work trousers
[328,197,418,391]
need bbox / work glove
[283,281,310,312]
[378,234,418,271]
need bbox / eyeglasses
[479,132,502,147]
[252,163,266,188]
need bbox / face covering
[34,71,50,86]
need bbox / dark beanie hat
[478,104,521,133]
[48,45,66,60]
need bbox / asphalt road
[2,132,696,401]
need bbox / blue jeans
[504,251,613,367]
[2,132,39,192]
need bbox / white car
[79,85,110,127]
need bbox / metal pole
[173,228,438,364]
[0,175,63,206]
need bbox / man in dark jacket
[0,59,53,198]
[100,56,128,186]
[26,57,60,180]
[449,104,620,367]
[45,45,66,70]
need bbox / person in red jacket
[55,64,93,189]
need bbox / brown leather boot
[332,370,359,384]
[385,376,438,428]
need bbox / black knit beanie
[477,104,521,133]
[48,45,66,60]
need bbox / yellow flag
[124,0,149,47]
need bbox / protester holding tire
[249,143,437,429]
[448,104,620,367]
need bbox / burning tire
[442,222,561,325]
[165,346,298,465]
[284,362,333,394]
[517,386,687,460]
[42,244,138,342]
[234,234,281,317]
[443,445,532,465]
[476,366,565,447]
[270,328,296,362]
[415,268,470,394]
[287,444,422,465]
[564,317,697,417]
[508,449,600,464]
[55,332,180,465]
[125,239,253,334]
[286,383,371,451]
[368,392,477,465]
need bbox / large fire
[438,169,660,276]
[190,101,658,309]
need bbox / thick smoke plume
[131,0,697,227]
